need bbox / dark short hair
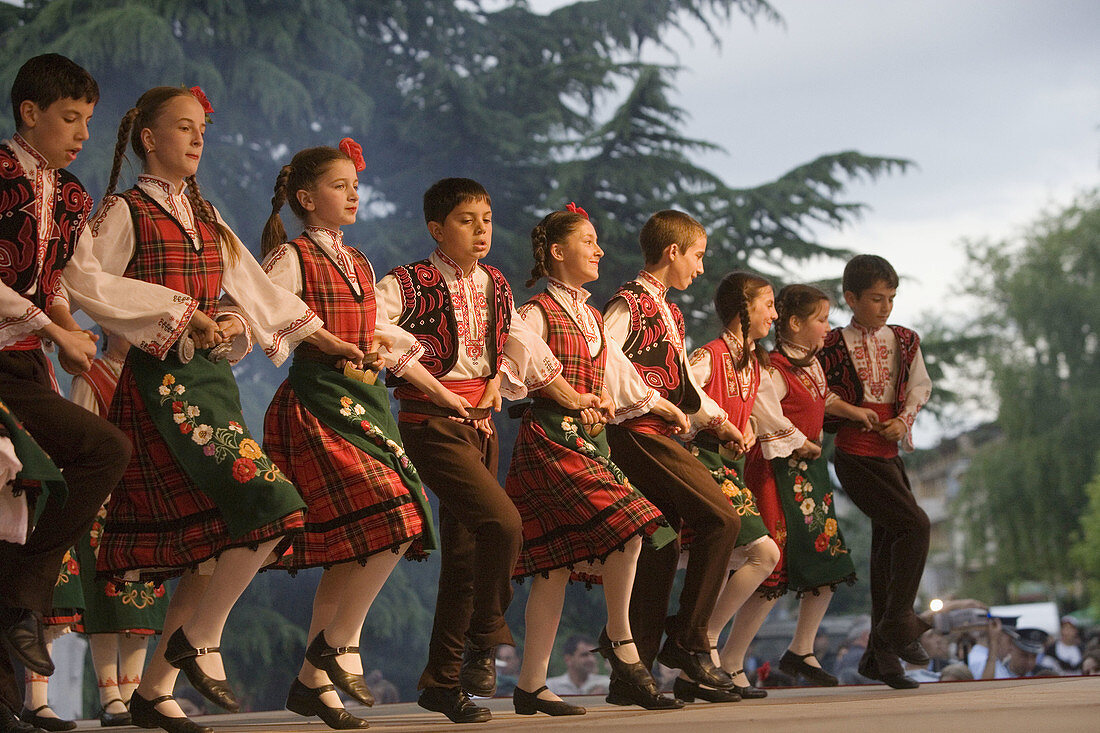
[10,53,99,127]
[562,634,595,657]
[638,210,706,265]
[423,177,491,225]
[842,254,899,296]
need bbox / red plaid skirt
[505,419,667,578]
[745,446,788,594]
[97,369,304,583]
[263,381,426,569]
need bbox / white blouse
[518,278,659,421]
[374,248,562,399]
[261,227,424,376]
[603,271,727,433]
[65,175,321,365]
[751,342,832,460]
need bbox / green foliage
[1070,452,1100,610]
[956,190,1100,599]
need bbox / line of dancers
[0,54,932,733]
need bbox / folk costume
[261,227,438,569]
[506,278,674,581]
[0,136,130,713]
[687,331,770,553]
[744,342,856,597]
[69,174,323,583]
[376,248,561,691]
[603,270,739,667]
[819,320,932,678]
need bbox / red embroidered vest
[0,144,93,310]
[698,337,759,432]
[289,234,375,362]
[384,258,512,386]
[769,350,827,439]
[119,188,223,314]
[818,324,920,433]
[527,292,605,395]
[606,281,700,414]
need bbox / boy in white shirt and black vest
[819,254,933,689]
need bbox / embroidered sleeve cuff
[0,306,50,350]
[498,356,528,401]
[264,311,323,366]
[524,357,562,392]
[612,388,660,423]
[142,296,198,360]
[215,311,252,364]
[759,426,808,460]
[388,341,424,378]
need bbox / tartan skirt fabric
[97,368,305,583]
[263,380,427,569]
[505,412,671,579]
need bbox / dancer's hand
[650,398,689,435]
[45,325,97,375]
[186,310,221,349]
[875,417,907,443]
[850,406,880,431]
[307,328,365,368]
[714,419,747,456]
[794,439,822,460]
[214,316,244,340]
[473,376,502,435]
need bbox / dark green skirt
[690,436,770,547]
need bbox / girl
[72,87,360,733]
[506,205,686,715]
[19,561,81,731]
[260,143,465,729]
[739,284,865,687]
[684,272,781,702]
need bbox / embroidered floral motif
[338,394,418,474]
[786,458,846,557]
[107,581,166,609]
[693,446,760,517]
[158,373,287,483]
[55,549,78,585]
[559,416,630,486]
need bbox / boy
[603,210,743,692]
[375,178,597,723]
[820,254,932,689]
[0,54,131,733]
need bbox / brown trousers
[399,416,521,690]
[833,448,931,676]
[605,425,739,665]
[0,350,131,709]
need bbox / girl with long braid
[68,87,360,733]
[260,143,466,729]
[505,206,686,715]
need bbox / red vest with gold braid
[0,144,93,312]
[118,188,223,314]
[606,281,701,415]
[697,337,759,432]
[526,292,605,395]
[288,234,375,362]
[384,258,512,387]
[768,350,827,438]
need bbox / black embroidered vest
[818,324,920,433]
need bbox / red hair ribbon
[339,137,366,172]
[189,86,214,116]
[565,201,589,220]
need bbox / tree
[956,190,1100,602]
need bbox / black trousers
[0,350,130,710]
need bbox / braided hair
[526,209,589,288]
[101,86,239,263]
[775,284,830,367]
[714,271,772,369]
[260,146,352,257]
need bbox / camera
[933,607,990,633]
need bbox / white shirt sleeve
[499,303,562,401]
[606,333,659,422]
[752,366,807,460]
[898,345,931,451]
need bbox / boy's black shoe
[418,687,492,723]
[858,657,920,690]
[1,704,46,733]
[657,637,734,689]
[458,644,496,697]
[890,640,930,667]
[1,609,53,676]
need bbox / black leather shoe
[890,640,930,667]
[417,687,492,723]
[729,669,767,699]
[860,664,920,689]
[779,650,839,686]
[1,705,45,733]
[606,676,683,710]
[305,631,374,706]
[129,693,212,733]
[657,637,733,689]
[458,643,496,697]
[286,678,370,729]
[2,609,53,677]
[673,677,741,703]
[513,686,585,716]
[164,628,240,712]
[17,708,73,732]
[97,699,132,727]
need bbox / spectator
[938,663,974,682]
[835,616,873,685]
[1043,616,1084,674]
[364,670,401,704]
[1004,628,1057,678]
[968,616,1013,680]
[1080,650,1100,676]
[545,635,609,696]
[495,646,521,697]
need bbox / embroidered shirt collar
[306,225,343,249]
[721,328,746,359]
[780,338,814,358]
[11,134,50,171]
[849,317,885,337]
[637,269,669,298]
[137,174,187,197]
[547,277,591,305]
[434,247,479,279]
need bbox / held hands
[308,327,365,369]
[51,326,98,375]
[713,419,748,456]
[186,310,226,350]
[875,417,907,443]
[473,375,502,435]
[742,420,757,452]
[578,391,606,432]
[794,439,822,460]
[651,398,690,435]
[850,406,881,431]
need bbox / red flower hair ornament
[339,137,366,172]
[189,86,214,119]
[565,201,589,220]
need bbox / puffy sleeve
[365,262,423,377]
[0,287,50,349]
[499,301,562,401]
[753,366,807,459]
[62,196,198,359]
[899,345,932,452]
[606,333,659,422]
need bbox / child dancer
[683,272,781,703]
[722,284,862,691]
[71,332,169,728]
[508,205,686,715]
[66,87,360,733]
[0,54,131,732]
[603,210,743,693]
[820,255,932,689]
[375,178,596,724]
[261,143,469,729]
[19,560,82,732]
